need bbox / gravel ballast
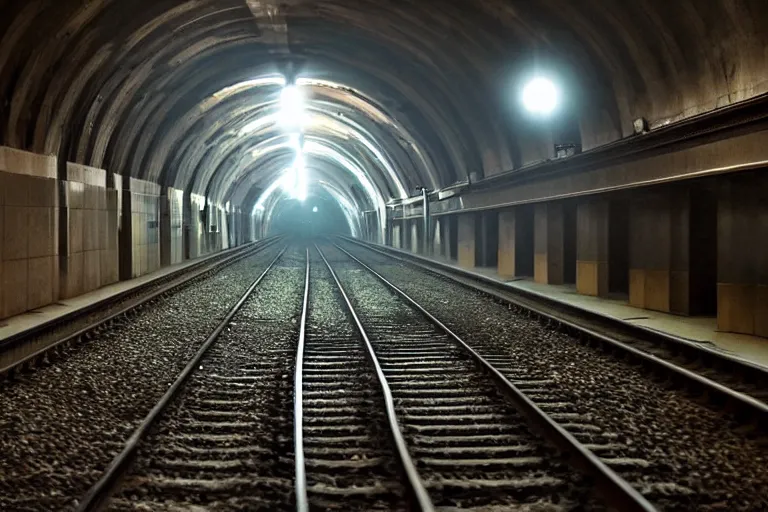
[110,247,307,511]
[339,241,768,511]
[324,245,603,511]
[303,247,409,510]
[0,243,285,511]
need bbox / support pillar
[717,175,768,336]
[498,209,516,278]
[457,213,475,268]
[421,187,430,255]
[444,216,454,260]
[576,199,609,296]
[475,212,498,268]
[392,222,402,249]
[628,189,692,314]
[410,220,419,254]
[159,189,171,268]
[534,203,564,284]
[433,218,444,258]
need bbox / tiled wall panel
[129,178,161,278]
[60,162,119,299]
[0,146,58,319]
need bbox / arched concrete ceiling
[1,0,767,217]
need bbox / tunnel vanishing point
[0,0,768,338]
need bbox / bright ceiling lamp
[279,84,306,131]
[281,135,308,201]
[522,77,560,115]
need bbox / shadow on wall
[267,195,352,238]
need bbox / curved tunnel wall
[1,0,768,319]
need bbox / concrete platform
[0,246,248,342]
[467,266,768,370]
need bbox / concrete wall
[0,147,59,319]
[0,146,259,321]
[187,196,230,259]
[128,178,161,279]
[159,188,183,268]
[717,172,768,336]
[61,163,119,299]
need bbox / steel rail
[0,236,284,379]
[1,236,281,350]
[339,237,768,426]
[333,242,657,512]
[75,246,288,512]
[294,247,311,512]
[315,244,435,511]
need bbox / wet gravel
[0,243,285,511]
[339,241,768,511]
[110,247,306,511]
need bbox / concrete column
[576,199,609,296]
[443,216,454,259]
[120,177,161,279]
[717,176,768,336]
[159,190,171,268]
[433,218,444,258]
[457,213,475,268]
[476,212,498,268]
[534,203,564,284]
[628,189,692,314]
[410,220,419,254]
[498,209,516,277]
[392,223,401,249]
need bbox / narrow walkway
[0,246,247,342]
[470,267,768,369]
[400,245,768,370]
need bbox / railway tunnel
[1,1,768,511]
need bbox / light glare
[522,77,559,115]
[279,85,306,130]
[281,137,308,201]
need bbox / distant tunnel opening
[267,193,353,238]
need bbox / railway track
[77,246,299,511]
[297,248,413,510]
[87,245,420,511]
[74,242,655,512]
[318,243,651,511]
[0,236,283,380]
[0,240,291,511]
[5,238,766,510]
[339,237,768,421]
[334,239,768,510]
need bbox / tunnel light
[279,84,306,131]
[312,206,318,213]
[280,139,308,201]
[522,77,560,115]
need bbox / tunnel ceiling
[1,0,767,215]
